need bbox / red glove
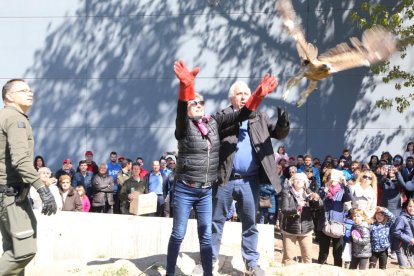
[245,73,278,110]
[174,59,200,101]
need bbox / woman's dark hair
[405,141,414,152]
[33,155,45,171]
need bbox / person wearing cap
[84,150,98,175]
[0,79,57,275]
[166,59,276,276]
[55,158,76,181]
[212,80,289,275]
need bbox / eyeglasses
[160,161,167,165]
[362,175,372,180]
[61,181,71,184]
[188,100,205,107]
[10,89,34,94]
[168,162,175,165]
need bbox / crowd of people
[2,71,414,276]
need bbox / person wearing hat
[0,79,57,275]
[84,150,99,175]
[55,158,76,181]
[166,59,276,276]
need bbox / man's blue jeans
[166,181,212,276]
[212,176,260,268]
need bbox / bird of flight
[276,0,397,107]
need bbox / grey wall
[0,0,412,172]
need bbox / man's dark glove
[37,186,57,215]
[277,107,289,127]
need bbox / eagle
[276,0,397,107]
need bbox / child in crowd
[342,209,355,268]
[369,206,394,269]
[76,185,91,212]
[391,198,414,268]
[350,209,372,270]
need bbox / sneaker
[344,262,350,269]
[246,266,265,276]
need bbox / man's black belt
[0,185,18,196]
[229,172,245,180]
[181,180,212,189]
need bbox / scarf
[292,188,306,214]
[192,115,211,136]
[327,184,341,200]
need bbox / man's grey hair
[228,81,251,102]
[37,167,51,175]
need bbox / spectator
[75,185,90,212]
[33,155,45,171]
[83,150,99,174]
[349,170,377,218]
[339,149,352,167]
[274,145,289,164]
[402,156,414,182]
[117,158,132,188]
[298,154,321,189]
[30,167,61,211]
[164,156,177,218]
[369,207,395,269]
[59,175,82,212]
[380,166,405,216]
[72,160,93,198]
[107,151,122,213]
[91,163,114,213]
[165,154,177,171]
[368,155,380,171]
[393,154,404,170]
[288,156,297,167]
[145,160,168,217]
[390,198,414,268]
[317,169,351,267]
[55,159,76,181]
[296,155,304,169]
[136,156,149,178]
[281,172,321,265]
[349,209,372,270]
[380,151,393,165]
[119,162,148,215]
[402,141,414,162]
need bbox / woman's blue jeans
[166,181,212,276]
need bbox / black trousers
[317,231,343,267]
[349,257,369,270]
[369,249,388,269]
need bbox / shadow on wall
[21,0,402,169]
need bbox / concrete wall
[0,0,413,171]
[0,211,274,269]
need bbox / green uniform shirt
[0,105,42,190]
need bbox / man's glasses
[362,175,372,180]
[188,100,205,107]
[168,162,175,165]
[61,181,71,184]
[160,161,167,165]
[10,89,34,94]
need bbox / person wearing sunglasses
[165,59,277,276]
[349,171,378,218]
[0,79,57,275]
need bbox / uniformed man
[0,79,57,275]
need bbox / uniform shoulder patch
[17,121,26,128]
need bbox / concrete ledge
[1,211,274,270]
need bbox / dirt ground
[26,226,412,275]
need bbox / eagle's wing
[276,0,318,62]
[318,26,396,73]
